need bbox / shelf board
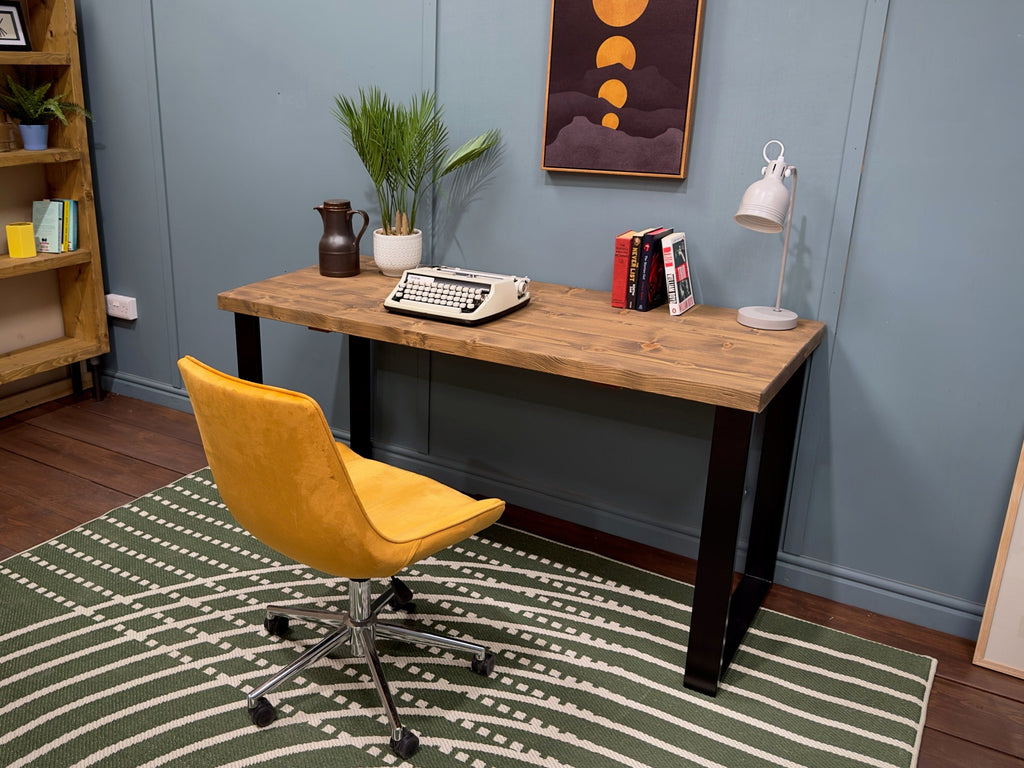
[0,147,82,168]
[0,249,93,278]
[0,51,71,66]
[0,336,106,385]
[0,377,78,419]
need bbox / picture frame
[0,1,29,51]
[974,439,1024,679]
[541,0,705,179]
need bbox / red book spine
[611,230,633,308]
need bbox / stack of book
[611,227,694,315]
[31,198,79,253]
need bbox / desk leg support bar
[683,362,809,695]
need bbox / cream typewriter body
[383,266,531,325]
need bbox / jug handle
[351,209,369,243]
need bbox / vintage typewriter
[383,266,531,325]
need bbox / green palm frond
[440,130,501,178]
[333,87,499,235]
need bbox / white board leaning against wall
[975,440,1024,678]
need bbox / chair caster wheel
[471,652,496,676]
[248,696,277,728]
[390,727,419,759]
[264,615,289,636]
[389,577,416,611]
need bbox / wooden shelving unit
[0,0,107,416]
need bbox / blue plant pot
[19,124,48,151]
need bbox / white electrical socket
[106,293,138,320]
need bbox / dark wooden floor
[1,392,1021,766]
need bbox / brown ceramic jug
[315,199,369,277]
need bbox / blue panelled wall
[77,0,1024,640]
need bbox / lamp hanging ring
[762,140,785,163]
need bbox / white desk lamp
[734,139,798,330]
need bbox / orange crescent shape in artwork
[596,36,637,69]
[597,79,628,109]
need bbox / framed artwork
[974,439,1024,679]
[541,0,705,179]
[0,2,30,51]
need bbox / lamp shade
[734,156,790,233]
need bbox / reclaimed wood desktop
[218,257,826,695]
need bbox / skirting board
[378,440,984,641]
[106,372,984,641]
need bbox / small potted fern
[0,74,90,151]
[332,86,499,276]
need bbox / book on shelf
[626,227,656,309]
[635,227,673,311]
[661,231,695,316]
[61,199,70,251]
[30,198,78,253]
[58,198,78,250]
[611,229,636,308]
[32,200,63,253]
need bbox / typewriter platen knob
[514,277,530,297]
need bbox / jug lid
[322,199,351,209]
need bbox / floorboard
[1,392,1021,767]
[0,488,87,560]
[926,678,1024,759]
[18,405,207,473]
[73,394,203,445]
[920,729,1024,768]
[0,422,187,496]
[0,447,130,517]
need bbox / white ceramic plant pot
[373,229,422,277]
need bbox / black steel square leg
[684,406,754,695]
[684,362,810,696]
[348,336,373,458]
[744,363,807,583]
[234,313,263,383]
[87,357,103,400]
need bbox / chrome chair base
[245,576,496,759]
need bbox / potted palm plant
[332,86,500,276]
[0,74,90,151]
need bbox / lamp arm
[774,167,797,312]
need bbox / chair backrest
[178,355,411,577]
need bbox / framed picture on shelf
[541,0,705,179]
[0,1,30,51]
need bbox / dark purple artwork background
[543,0,701,176]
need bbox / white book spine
[663,239,680,315]
[663,233,694,316]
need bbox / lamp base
[737,305,798,330]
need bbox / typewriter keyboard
[390,273,489,315]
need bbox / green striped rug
[1,470,934,768]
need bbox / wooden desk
[218,258,826,695]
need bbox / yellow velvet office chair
[177,355,505,759]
